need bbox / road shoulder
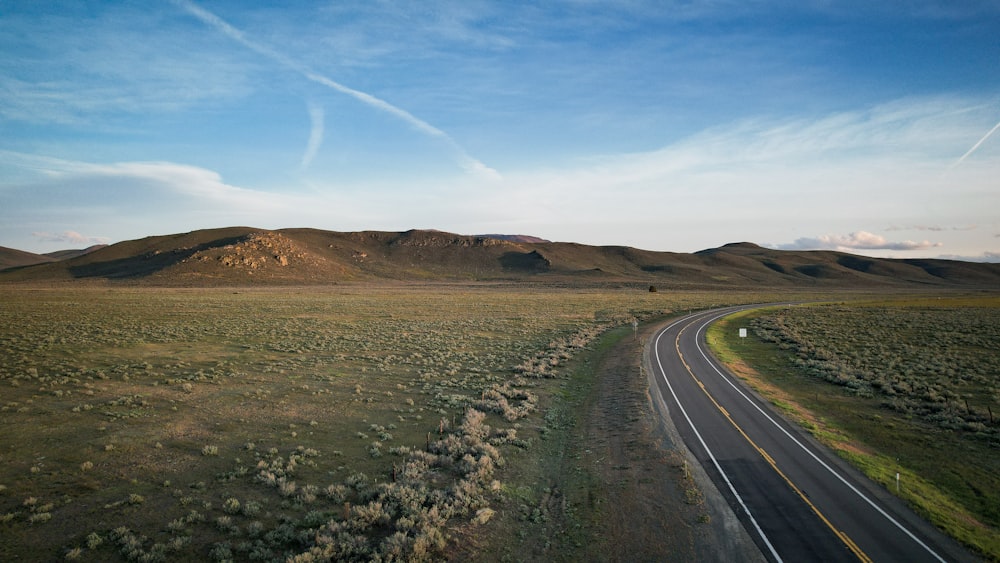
[466,318,766,561]
[641,318,767,562]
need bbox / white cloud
[937,251,1000,263]
[773,231,942,252]
[63,160,280,209]
[0,150,294,219]
[31,231,110,246]
[885,224,978,232]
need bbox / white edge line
[653,312,784,563]
[692,311,948,563]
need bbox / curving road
[649,307,976,563]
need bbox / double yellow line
[675,325,873,563]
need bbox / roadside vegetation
[0,285,784,562]
[707,294,1000,559]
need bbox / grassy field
[0,285,784,562]
[706,294,1000,559]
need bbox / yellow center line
[675,324,873,563]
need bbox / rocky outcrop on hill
[193,232,310,271]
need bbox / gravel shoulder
[470,319,764,561]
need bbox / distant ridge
[1,244,110,272]
[708,242,763,251]
[477,234,551,244]
[43,244,108,261]
[1,227,998,288]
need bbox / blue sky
[2,1,999,260]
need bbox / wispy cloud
[773,231,942,252]
[886,224,977,232]
[0,4,252,126]
[171,0,499,179]
[83,161,272,206]
[0,150,286,212]
[937,251,1000,263]
[301,102,325,169]
[429,95,999,253]
[486,96,996,206]
[32,231,110,246]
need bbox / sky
[2,1,999,261]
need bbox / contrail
[301,102,324,169]
[170,0,499,179]
[950,118,1000,169]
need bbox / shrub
[222,497,241,514]
[209,542,233,562]
[242,500,262,517]
[86,532,103,549]
[473,507,495,525]
[28,512,51,524]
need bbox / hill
[0,246,57,271]
[1,227,998,288]
[477,234,551,244]
[42,244,108,261]
[1,244,108,272]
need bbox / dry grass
[707,295,1000,559]
[0,285,785,561]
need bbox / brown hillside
[1,227,998,288]
[42,244,108,261]
[0,246,56,271]
[0,244,107,272]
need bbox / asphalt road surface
[650,307,977,563]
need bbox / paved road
[649,307,976,563]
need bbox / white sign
[739,328,747,338]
